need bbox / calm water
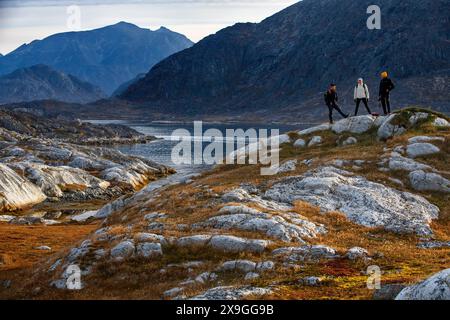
[89,120,301,175]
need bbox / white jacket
[354,84,370,100]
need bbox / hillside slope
[0,22,193,94]
[0,108,448,300]
[0,65,106,104]
[122,0,450,121]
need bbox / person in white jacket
[354,78,372,116]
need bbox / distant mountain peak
[0,22,194,94]
[0,64,106,104]
[110,21,140,29]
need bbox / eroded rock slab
[396,269,450,300]
[265,166,439,235]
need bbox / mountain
[0,22,193,94]
[112,73,146,97]
[121,0,450,122]
[0,64,106,104]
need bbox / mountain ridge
[121,0,450,121]
[0,22,194,94]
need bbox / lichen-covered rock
[272,245,338,262]
[396,269,450,300]
[332,115,375,134]
[197,204,325,243]
[407,143,440,158]
[298,124,330,136]
[190,286,272,300]
[409,170,450,193]
[0,163,47,211]
[221,260,257,273]
[136,242,162,258]
[388,152,431,172]
[265,166,439,235]
[110,240,135,260]
[345,247,369,260]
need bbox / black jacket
[324,90,338,105]
[379,78,395,96]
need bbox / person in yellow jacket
[379,72,395,115]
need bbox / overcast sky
[0,0,298,55]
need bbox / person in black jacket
[379,72,395,115]
[324,84,348,124]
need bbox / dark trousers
[355,98,371,116]
[380,94,391,115]
[327,102,347,123]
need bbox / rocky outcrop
[194,204,325,243]
[0,163,47,211]
[176,234,270,253]
[265,166,439,235]
[332,116,375,134]
[409,170,450,193]
[190,286,273,300]
[396,269,450,300]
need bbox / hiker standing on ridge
[379,71,395,115]
[354,78,372,116]
[324,83,348,124]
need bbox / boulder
[136,242,163,258]
[308,136,322,147]
[409,170,450,193]
[388,152,431,172]
[294,139,306,148]
[244,272,260,280]
[407,143,440,158]
[265,166,440,235]
[396,269,450,300]
[221,260,257,273]
[342,137,358,146]
[110,240,135,260]
[272,245,338,262]
[345,247,369,260]
[0,163,47,211]
[332,116,375,134]
[433,117,449,127]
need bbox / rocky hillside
[0,109,174,213]
[121,0,450,122]
[0,22,193,94]
[1,108,448,300]
[0,108,155,145]
[0,65,106,104]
